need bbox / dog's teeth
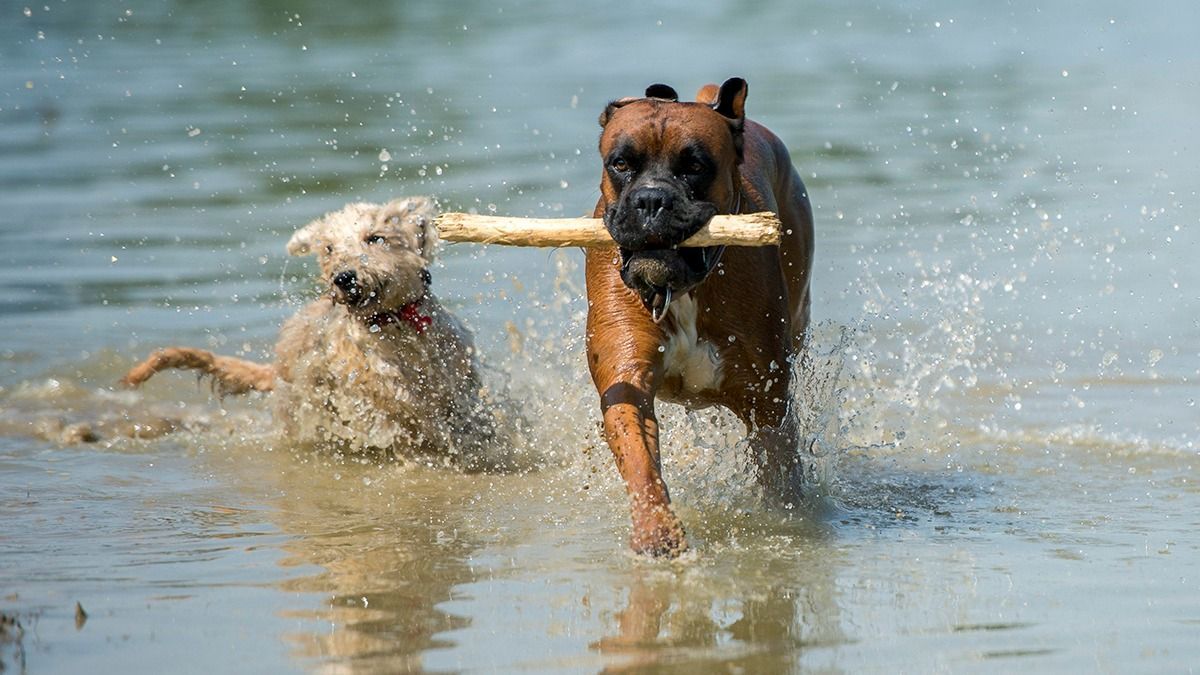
[651,287,672,323]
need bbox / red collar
[366,300,433,334]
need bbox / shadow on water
[589,536,850,673]
[248,454,485,672]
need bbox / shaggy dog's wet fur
[122,197,505,466]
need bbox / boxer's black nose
[632,187,673,224]
[333,270,357,290]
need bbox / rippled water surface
[2,1,1198,672]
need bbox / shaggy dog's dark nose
[333,270,357,290]
[632,187,673,224]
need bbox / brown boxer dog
[585,78,814,556]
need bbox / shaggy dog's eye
[325,244,333,254]
[365,235,386,245]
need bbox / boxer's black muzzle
[604,184,724,321]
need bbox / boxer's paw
[629,503,688,558]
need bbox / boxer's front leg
[586,252,687,557]
[598,377,687,556]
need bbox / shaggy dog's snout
[333,270,357,289]
[332,269,364,303]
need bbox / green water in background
[2,1,1198,672]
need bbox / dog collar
[366,300,433,334]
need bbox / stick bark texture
[434,212,782,247]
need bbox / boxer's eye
[682,159,705,175]
[610,158,630,173]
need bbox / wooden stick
[434,212,781,247]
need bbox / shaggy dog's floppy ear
[379,196,439,261]
[287,217,325,257]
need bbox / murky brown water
[3,1,1199,672]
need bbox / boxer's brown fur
[585,78,813,556]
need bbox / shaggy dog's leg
[121,347,276,396]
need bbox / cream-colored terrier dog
[122,197,499,464]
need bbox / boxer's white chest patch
[661,295,723,395]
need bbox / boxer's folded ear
[644,83,679,101]
[599,96,639,127]
[713,78,748,161]
[713,77,748,121]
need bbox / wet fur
[585,79,815,556]
[122,198,499,465]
